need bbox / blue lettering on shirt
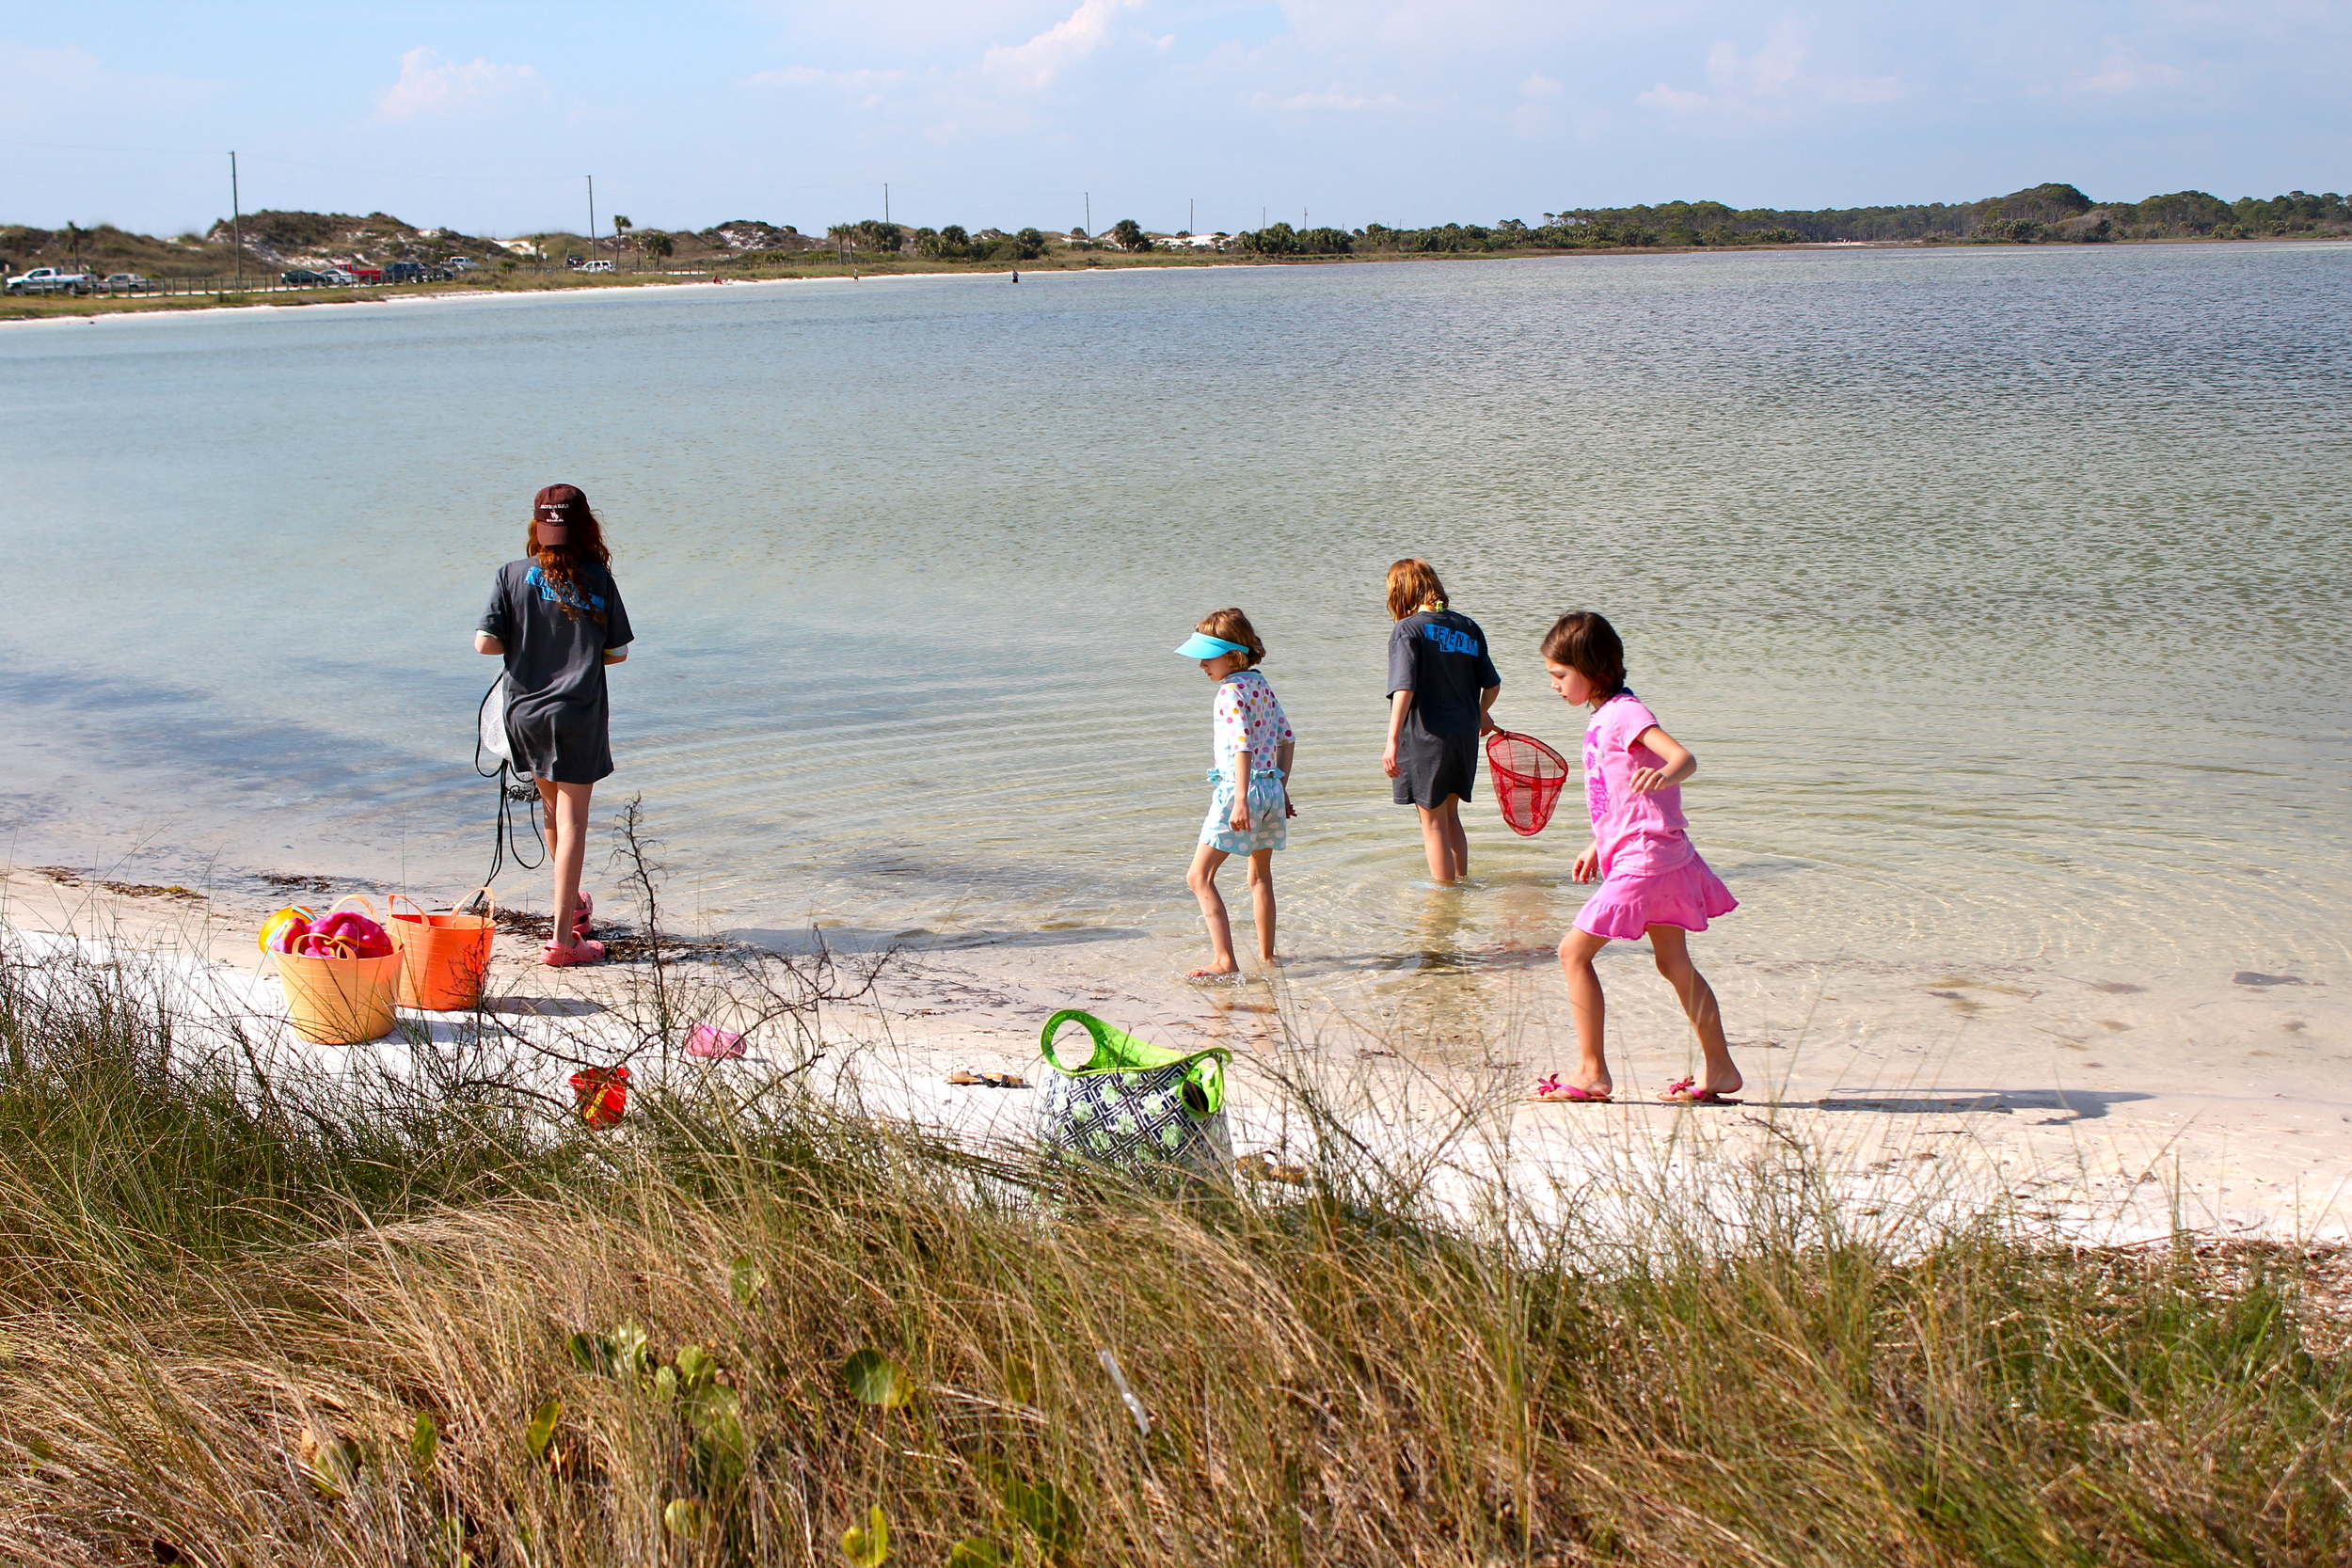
[525,566,606,612]
[1422,622,1480,657]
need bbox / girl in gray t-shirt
[1381,558,1500,886]
[474,483,634,965]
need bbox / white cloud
[1252,86,1409,112]
[373,48,547,122]
[1520,71,1564,99]
[747,65,912,93]
[2072,42,2186,93]
[981,0,1142,89]
[0,41,216,119]
[1637,19,1901,121]
[1277,0,1620,56]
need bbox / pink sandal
[1659,1075,1739,1105]
[542,938,607,967]
[1530,1073,1612,1103]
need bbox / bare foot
[1185,961,1240,982]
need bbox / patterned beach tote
[1036,1009,1232,1179]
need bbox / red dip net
[1485,730,1571,836]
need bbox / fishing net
[1486,729,1571,836]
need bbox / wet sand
[6,859,2345,1244]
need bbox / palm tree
[612,214,633,269]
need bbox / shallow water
[2,244,2348,997]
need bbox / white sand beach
[10,860,2343,1248]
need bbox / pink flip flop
[1659,1075,1740,1105]
[1530,1073,1612,1103]
[542,938,607,967]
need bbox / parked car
[443,257,475,272]
[344,265,384,284]
[564,254,585,268]
[5,266,97,295]
[281,268,330,286]
[316,268,358,286]
[575,259,615,274]
[99,273,154,293]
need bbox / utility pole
[883,183,890,223]
[586,175,596,261]
[229,150,242,292]
[1084,193,1089,235]
[1189,198,1194,234]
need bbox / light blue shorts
[1200,766,1288,855]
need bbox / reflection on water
[1,242,2348,997]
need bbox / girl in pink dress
[1534,611,1742,1105]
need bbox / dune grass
[0,927,2343,1567]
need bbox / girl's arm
[1276,739,1295,784]
[1229,748,1253,831]
[604,643,629,665]
[1382,689,1411,777]
[1478,682,1500,735]
[1629,725,1696,795]
[474,633,503,655]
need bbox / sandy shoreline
[5,853,2344,1244]
[0,266,977,331]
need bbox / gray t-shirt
[1387,608,1501,742]
[478,559,633,784]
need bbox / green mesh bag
[1035,1010,1231,1177]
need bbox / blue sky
[5,1,2344,238]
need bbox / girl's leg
[1556,927,1612,1095]
[1186,845,1238,976]
[537,780,595,951]
[1246,849,1277,965]
[1416,797,1468,884]
[1647,925,1740,1097]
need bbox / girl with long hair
[474,483,634,965]
[1381,559,1500,885]
[1534,610,1741,1104]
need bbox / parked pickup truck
[5,266,98,295]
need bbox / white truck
[5,266,98,296]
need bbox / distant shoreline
[7,232,2345,327]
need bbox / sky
[4,1,2345,239]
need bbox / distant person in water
[1381,559,1499,885]
[1533,611,1740,1105]
[474,483,634,966]
[1178,609,1295,977]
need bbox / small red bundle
[569,1065,630,1128]
[1486,729,1572,837]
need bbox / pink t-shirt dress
[1572,690,1737,940]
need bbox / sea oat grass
[0,931,2344,1565]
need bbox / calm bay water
[1,244,2347,989]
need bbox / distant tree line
[822,219,1050,261]
[1290,184,2350,255]
[12,180,2342,285]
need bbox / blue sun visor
[1175,632,1250,658]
